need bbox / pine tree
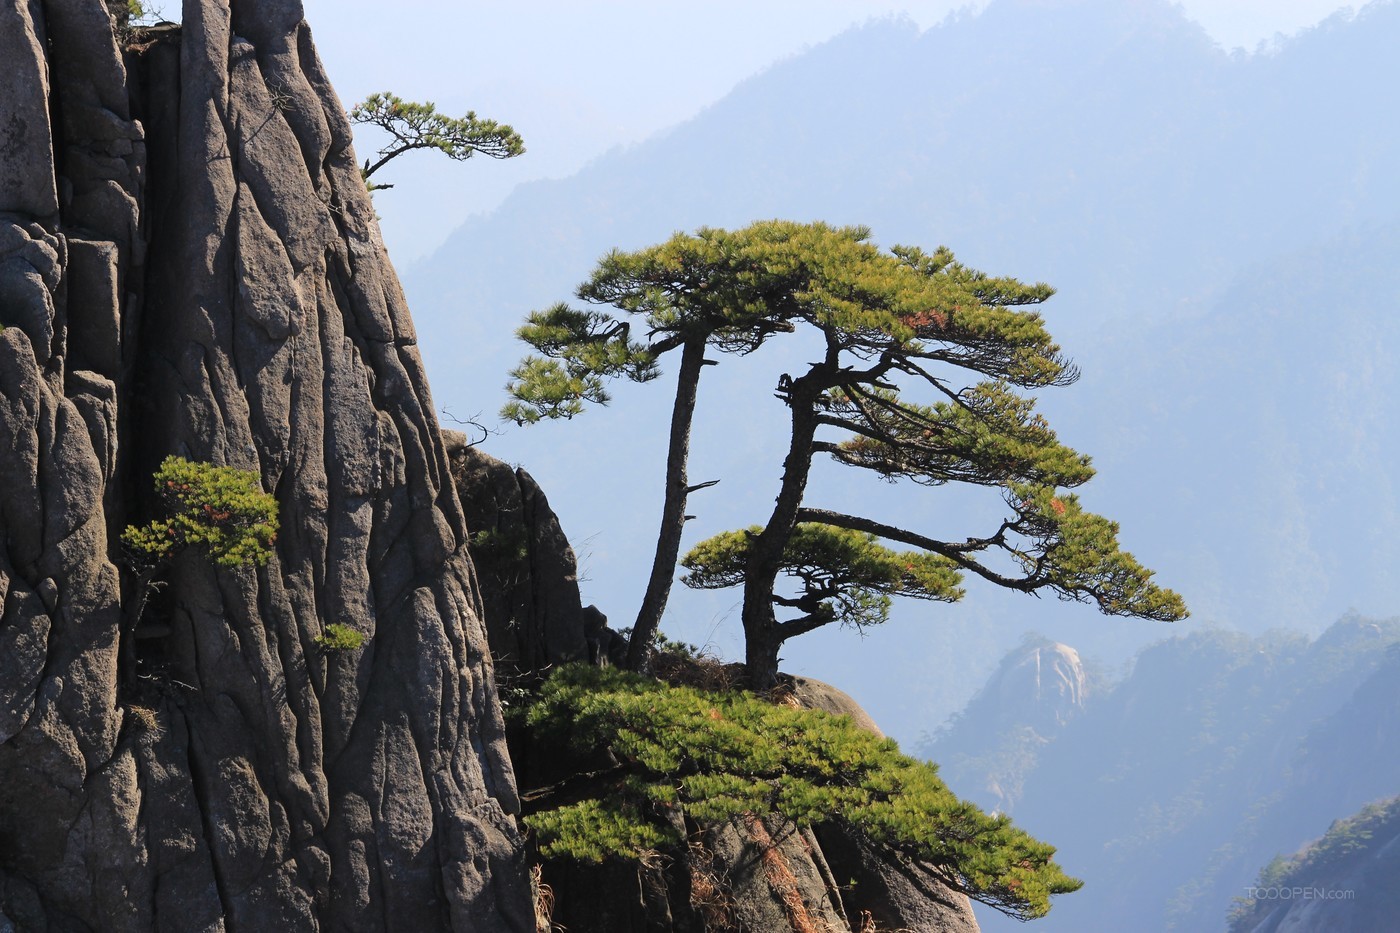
[507,221,1185,684]
[677,224,1185,686]
[521,664,1083,921]
[348,92,523,191]
[120,457,279,687]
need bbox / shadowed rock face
[447,441,589,677]
[0,2,531,930]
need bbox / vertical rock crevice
[0,2,531,929]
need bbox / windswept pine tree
[508,221,1186,685]
[349,92,523,190]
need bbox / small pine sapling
[119,457,279,684]
[314,623,367,652]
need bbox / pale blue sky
[299,0,1368,261]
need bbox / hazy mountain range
[401,0,1400,742]
[927,614,1400,931]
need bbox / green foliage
[999,483,1188,621]
[314,623,367,652]
[825,381,1093,488]
[349,92,523,190]
[502,305,660,423]
[682,524,963,630]
[527,797,675,865]
[469,526,530,565]
[523,665,1082,921]
[613,626,704,661]
[120,456,279,572]
[109,0,163,30]
[108,0,142,23]
[506,221,1071,424]
[652,630,704,661]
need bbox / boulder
[448,442,589,676]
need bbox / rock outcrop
[994,641,1089,734]
[0,3,530,929]
[446,440,589,676]
[925,637,1091,815]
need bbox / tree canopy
[681,523,964,632]
[506,220,1185,685]
[121,456,279,572]
[119,457,279,687]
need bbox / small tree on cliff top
[507,221,1185,684]
[349,92,524,191]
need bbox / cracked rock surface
[0,2,531,929]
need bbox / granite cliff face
[447,441,591,677]
[0,2,530,929]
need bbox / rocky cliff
[925,637,1093,815]
[0,2,531,929]
[446,440,591,677]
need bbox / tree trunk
[120,566,157,691]
[627,336,709,671]
[744,625,786,692]
[741,370,829,689]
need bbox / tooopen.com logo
[1245,887,1356,901]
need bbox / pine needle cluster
[120,456,278,572]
